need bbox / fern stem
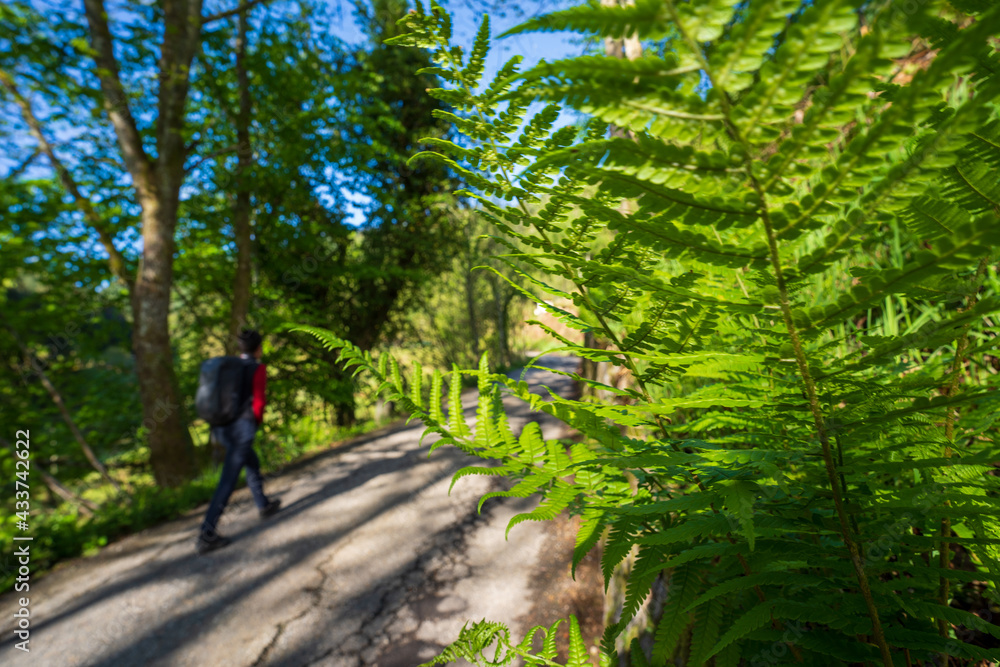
[835,433,862,541]
[657,3,894,662]
[663,16,896,667]
[935,257,989,652]
[758,187,893,666]
[756,190,892,666]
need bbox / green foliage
[402,208,530,372]
[411,615,590,666]
[173,0,465,426]
[299,0,1000,664]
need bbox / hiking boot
[259,498,281,519]
[196,531,231,555]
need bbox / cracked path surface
[0,356,580,666]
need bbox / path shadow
[0,436,465,658]
[0,355,581,665]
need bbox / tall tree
[1,0,276,485]
[76,0,207,485]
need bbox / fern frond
[704,599,777,660]
[566,616,589,667]
[337,3,1000,665]
[500,0,671,41]
[572,508,605,579]
[460,16,490,90]
[687,596,724,667]
[649,563,700,663]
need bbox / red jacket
[251,363,266,424]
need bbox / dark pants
[201,418,268,534]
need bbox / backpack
[195,356,257,426]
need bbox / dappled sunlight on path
[0,356,580,666]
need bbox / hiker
[197,329,281,554]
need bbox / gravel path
[0,356,584,666]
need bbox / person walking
[197,329,281,554]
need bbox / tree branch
[5,325,126,496]
[157,0,206,192]
[0,69,133,289]
[0,434,98,516]
[202,0,273,24]
[81,0,155,199]
[6,147,40,180]
[183,143,241,173]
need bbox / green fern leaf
[627,638,650,667]
[718,479,757,550]
[705,599,777,660]
[687,597,724,667]
[428,368,444,426]
[540,618,561,660]
[460,16,490,89]
[684,572,822,615]
[505,482,578,538]
[566,616,589,667]
[573,508,605,578]
[448,367,470,437]
[650,563,700,663]
[500,0,671,40]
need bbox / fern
[650,563,700,664]
[298,1,1000,664]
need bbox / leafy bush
[301,0,1000,664]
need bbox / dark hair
[237,329,263,354]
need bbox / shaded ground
[0,355,600,666]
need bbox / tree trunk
[227,0,254,354]
[81,0,205,487]
[132,198,196,487]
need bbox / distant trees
[404,209,526,372]
[244,0,462,425]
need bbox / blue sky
[316,0,582,73]
[441,1,582,80]
[3,0,583,175]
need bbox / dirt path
[0,355,600,666]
